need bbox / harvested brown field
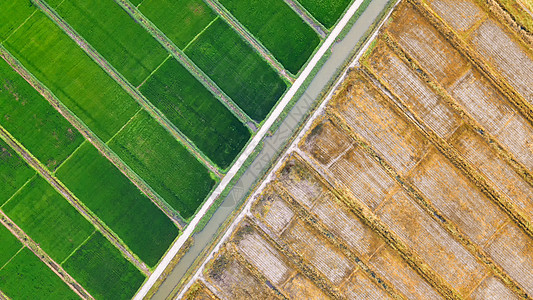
[184,0,533,298]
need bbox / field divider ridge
[35,0,224,177]
[487,0,533,49]
[282,0,327,37]
[0,174,37,210]
[409,0,533,127]
[201,0,297,81]
[246,215,346,299]
[290,152,463,300]
[376,34,533,233]
[327,106,528,299]
[0,212,94,299]
[112,0,259,132]
[0,43,187,228]
[0,245,24,272]
[0,124,152,276]
[273,182,407,299]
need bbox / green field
[51,0,169,86]
[56,142,178,266]
[297,0,352,28]
[63,232,145,300]
[3,176,95,262]
[4,12,139,141]
[109,110,216,219]
[139,0,217,48]
[0,248,78,299]
[185,18,288,121]
[0,0,36,41]
[140,58,251,169]
[0,224,22,267]
[0,57,84,170]
[0,140,34,205]
[219,0,320,74]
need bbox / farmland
[297,0,353,28]
[184,18,288,121]
[139,58,251,169]
[0,223,22,267]
[0,140,34,205]
[108,110,216,219]
[0,57,84,170]
[184,0,533,298]
[219,0,320,74]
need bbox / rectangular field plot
[219,0,320,74]
[182,281,218,300]
[376,191,488,295]
[410,149,509,245]
[485,223,533,295]
[299,118,352,167]
[368,245,443,299]
[340,270,391,299]
[0,224,22,267]
[0,248,77,299]
[185,18,287,121]
[330,72,435,174]
[3,176,94,262]
[4,12,139,141]
[140,58,250,169]
[51,0,169,86]
[281,273,328,300]
[449,69,533,169]
[426,0,484,32]
[108,110,215,220]
[386,3,470,86]
[277,157,325,209]
[0,0,36,40]
[0,140,34,205]
[470,19,533,103]
[138,0,217,49]
[0,57,84,170]
[252,191,295,235]
[296,0,352,28]
[63,231,145,300]
[205,251,279,299]
[451,128,533,223]
[282,218,355,286]
[55,142,178,267]
[366,43,462,139]
[470,276,518,300]
[233,224,294,285]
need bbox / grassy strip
[56,142,179,267]
[0,56,84,171]
[185,18,288,122]
[3,11,138,141]
[63,232,145,300]
[219,0,320,74]
[50,0,169,86]
[3,176,94,262]
[108,110,216,219]
[0,248,78,299]
[140,58,251,169]
[296,0,353,29]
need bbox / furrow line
[0,213,93,299]
[0,125,151,276]
[34,0,223,176]
[0,43,186,228]
[113,0,258,131]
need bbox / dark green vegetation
[0,0,35,41]
[51,0,169,86]
[297,0,352,28]
[185,18,287,121]
[4,12,138,140]
[0,224,22,267]
[0,57,84,170]
[219,0,320,74]
[3,176,94,262]
[138,0,217,48]
[56,143,178,266]
[140,58,251,169]
[0,248,78,299]
[63,232,145,300]
[108,111,215,219]
[0,140,34,205]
